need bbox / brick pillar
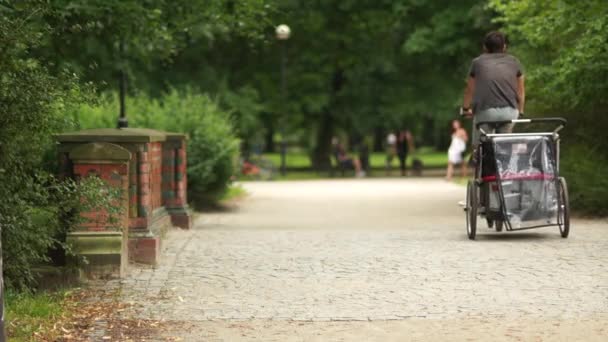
[138,149,151,218]
[65,142,131,279]
[163,135,192,229]
[175,140,187,206]
[58,127,191,268]
[127,142,166,265]
[162,148,176,201]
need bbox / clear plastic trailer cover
[492,136,559,229]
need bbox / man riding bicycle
[461,31,525,147]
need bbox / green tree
[255,0,492,168]
[0,1,121,288]
[490,0,608,214]
[41,0,274,99]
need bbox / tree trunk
[373,126,384,152]
[241,139,251,161]
[312,68,345,171]
[264,117,275,153]
[312,110,334,171]
[422,113,434,147]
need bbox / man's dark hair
[484,31,506,53]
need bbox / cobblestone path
[113,179,608,341]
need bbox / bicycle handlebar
[475,117,567,130]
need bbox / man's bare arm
[517,75,525,114]
[462,76,475,115]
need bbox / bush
[1,175,122,289]
[72,89,239,206]
[0,6,123,289]
[491,0,608,216]
[0,6,70,288]
[561,144,608,216]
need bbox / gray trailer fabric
[492,136,559,229]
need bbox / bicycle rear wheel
[466,181,478,240]
[558,177,570,238]
[495,220,503,232]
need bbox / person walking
[397,129,415,177]
[385,131,397,175]
[358,137,371,175]
[461,31,525,149]
[446,119,468,181]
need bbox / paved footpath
[113,179,608,341]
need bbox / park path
[113,179,608,341]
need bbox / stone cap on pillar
[164,132,188,142]
[57,128,186,144]
[69,142,132,162]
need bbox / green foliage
[71,89,240,205]
[1,174,122,289]
[224,0,494,166]
[490,0,608,214]
[489,0,608,114]
[68,177,124,232]
[5,290,66,341]
[220,85,266,139]
[220,185,248,202]
[0,1,74,289]
[262,150,447,169]
[0,1,123,289]
[1,0,274,291]
[21,0,492,169]
[41,0,275,93]
[561,145,608,216]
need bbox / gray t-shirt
[469,53,523,112]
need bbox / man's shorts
[472,107,519,144]
[340,159,355,170]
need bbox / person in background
[385,131,397,175]
[358,137,371,175]
[446,119,468,181]
[397,129,415,176]
[334,142,365,178]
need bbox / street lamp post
[276,24,290,176]
[117,68,128,128]
[1,227,6,342]
[117,41,128,129]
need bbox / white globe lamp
[276,24,291,40]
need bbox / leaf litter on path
[30,287,189,341]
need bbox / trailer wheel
[466,181,477,240]
[495,220,503,232]
[558,177,570,238]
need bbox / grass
[262,152,311,169]
[370,152,447,168]
[220,184,248,201]
[244,170,462,182]
[238,147,452,182]
[263,148,448,170]
[5,290,67,341]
